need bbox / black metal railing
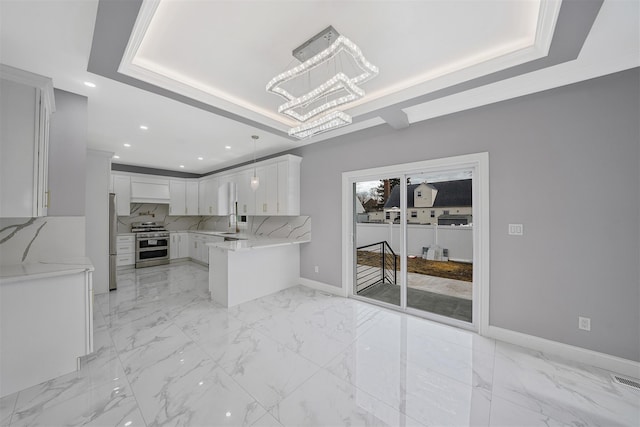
[356,241,397,292]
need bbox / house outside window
[443,210,450,215]
[430,210,435,218]
[385,212,390,220]
[417,190,422,197]
[410,211,417,218]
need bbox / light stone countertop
[171,230,252,239]
[130,230,309,251]
[0,257,95,284]
[205,235,310,251]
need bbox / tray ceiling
[1,0,638,173]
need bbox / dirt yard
[357,251,473,282]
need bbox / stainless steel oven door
[135,235,170,268]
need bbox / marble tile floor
[1,262,638,427]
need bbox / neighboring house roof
[383,179,472,209]
[431,179,472,207]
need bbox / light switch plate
[508,224,524,235]
[578,316,591,331]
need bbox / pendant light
[250,135,259,191]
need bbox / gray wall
[85,150,112,294]
[48,89,87,216]
[289,68,640,362]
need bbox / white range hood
[130,176,170,204]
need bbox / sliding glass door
[350,165,478,330]
[404,171,474,323]
[353,178,402,307]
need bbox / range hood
[130,179,170,204]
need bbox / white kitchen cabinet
[236,169,256,215]
[130,176,170,203]
[170,232,189,260]
[1,265,93,397]
[186,181,199,215]
[198,176,218,215]
[198,180,206,214]
[198,235,209,264]
[169,179,199,216]
[169,180,186,215]
[115,235,134,266]
[217,177,236,216]
[107,154,300,218]
[188,233,200,261]
[277,157,301,215]
[112,175,131,216]
[0,65,55,218]
[255,163,278,215]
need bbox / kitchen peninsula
[207,233,309,307]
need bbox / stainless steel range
[131,222,170,268]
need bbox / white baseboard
[487,325,640,379]
[298,277,347,297]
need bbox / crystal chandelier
[267,26,378,139]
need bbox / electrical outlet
[578,316,591,331]
[314,266,319,273]
[508,224,524,236]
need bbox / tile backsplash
[119,203,310,240]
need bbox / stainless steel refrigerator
[108,193,117,291]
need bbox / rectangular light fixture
[267,26,378,139]
[288,111,352,139]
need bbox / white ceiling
[0,0,638,175]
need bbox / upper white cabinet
[186,181,198,215]
[112,175,131,216]
[108,154,301,217]
[232,155,301,216]
[170,179,199,216]
[130,176,170,204]
[169,180,186,215]
[0,65,55,218]
[199,176,218,215]
[255,163,278,215]
[236,169,256,216]
[277,157,301,216]
[217,180,236,216]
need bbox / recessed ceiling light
[197,157,203,160]
[225,146,231,150]
[83,81,96,88]
[139,125,148,130]
[113,155,120,159]
[123,143,131,147]
[179,165,185,168]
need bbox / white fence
[356,223,473,263]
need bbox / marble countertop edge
[0,257,95,284]
[206,237,311,251]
